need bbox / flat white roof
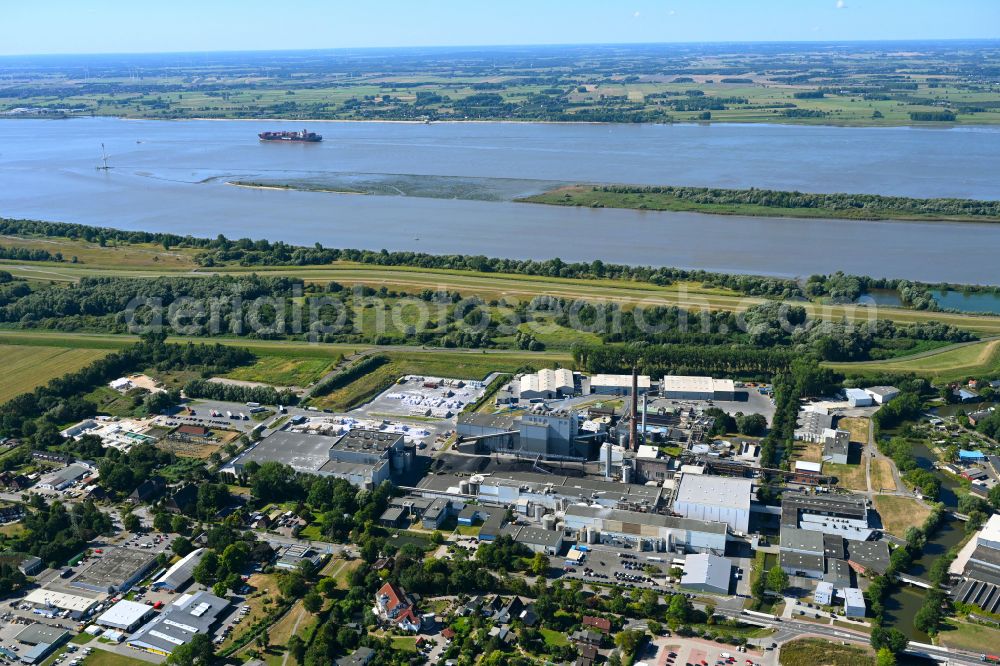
[661,376,736,394]
[844,388,870,399]
[979,513,1000,549]
[637,445,660,460]
[25,589,98,612]
[844,587,865,606]
[589,374,651,389]
[676,474,752,510]
[794,461,823,473]
[97,600,153,628]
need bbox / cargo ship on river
[258,128,322,142]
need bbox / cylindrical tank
[555,520,565,534]
[587,527,599,544]
[622,465,632,485]
[618,430,628,446]
[533,504,545,520]
[542,514,556,531]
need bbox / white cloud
[836,0,847,8]
[668,9,676,16]
[633,10,641,18]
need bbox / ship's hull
[258,136,322,142]
[258,131,322,142]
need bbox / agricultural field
[873,495,932,537]
[225,355,340,388]
[0,343,110,403]
[5,44,1000,127]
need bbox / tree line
[0,245,62,261]
[182,379,298,406]
[592,185,1000,219]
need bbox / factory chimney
[629,366,639,451]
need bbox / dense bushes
[309,355,389,397]
[0,245,61,261]
[572,342,793,378]
[182,379,298,406]
[872,391,924,432]
[593,185,1000,219]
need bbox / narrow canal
[881,439,968,642]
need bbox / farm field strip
[0,343,110,402]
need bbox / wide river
[2,117,1000,283]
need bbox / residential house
[570,629,603,648]
[129,477,166,504]
[373,583,421,632]
[164,485,199,514]
[582,615,611,634]
[576,645,598,666]
[0,472,33,492]
[336,647,374,666]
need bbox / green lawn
[936,619,1000,652]
[540,627,569,648]
[390,636,418,653]
[826,339,1000,382]
[81,651,152,666]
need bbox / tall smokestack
[629,366,639,451]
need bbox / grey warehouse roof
[230,431,337,474]
[681,553,732,591]
[499,524,564,549]
[128,591,229,655]
[780,527,826,555]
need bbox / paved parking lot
[638,635,776,666]
[556,543,750,601]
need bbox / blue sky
[2,0,998,55]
